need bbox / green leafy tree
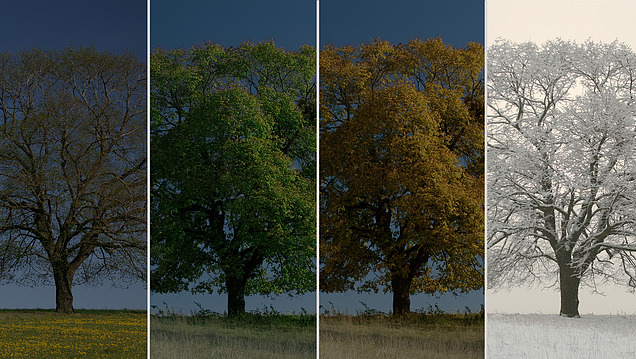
[150,42,316,316]
[320,38,484,315]
[0,48,147,313]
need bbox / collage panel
[149,1,317,358]
[3,1,633,358]
[319,1,485,358]
[0,0,148,357]
[486,1,636,358]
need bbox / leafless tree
[0,48,146,313]
[488,39,636,317]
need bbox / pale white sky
[486,0,636,314]
[487,0,636,47]
[488,286,636,315]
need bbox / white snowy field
[487,314,636,359]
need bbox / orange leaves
[404,37,484,90]
[320,38,484,300]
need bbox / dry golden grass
[319,313,484,359]
[150,314,316,359]
[0,309,146,358]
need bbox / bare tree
[488,39,636,317]
[0,48,146,313]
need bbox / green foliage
[152,310,316,328]
[150,42,316,306]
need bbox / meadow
[150,312,316,359]
[487,313,636,358]
[319,311,484,359]
[0,309,146,358]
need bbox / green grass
[320,312,484,359]
[0,309,147,358]
[150,313,317,359]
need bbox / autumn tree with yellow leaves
[320,38,484,315]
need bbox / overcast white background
[486,0,636,315]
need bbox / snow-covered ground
[487,314,636,359]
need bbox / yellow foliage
[320,38,484,306]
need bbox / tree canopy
[488,39,636,317]
[0,47,147,313]
[150,41,316,315]
[320,38,484,315]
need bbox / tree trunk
[226,276,247,317]
[558,263,581,318]
[53,267,74,314]
[391,273,412,316]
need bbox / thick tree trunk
[53,268,74,314]
[558,263,581,318]
[223,247,262,317]
[391,273,412,316]
[226,276,247,317]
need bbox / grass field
[150,313,316,359]
[0,309,146,358]
[320,312,484,359]
[487,313,636,359]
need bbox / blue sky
[0,0,147,310]
[150,0,317,315]
[321,0,483,49]
[150,0,485,315]
[0,0,485,314]
[318,0,484,314]
[151,0,315,50]
[1,0,146,57]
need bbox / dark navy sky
[151,0,484,315]
[321,0,484,49]
[151,0,315,50]
[1,0,147,57]
[319,0,485,314]
[0,0,485,314]
[150,0,317,315]
[0,0,147,310]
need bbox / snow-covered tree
[488,39,636,317]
